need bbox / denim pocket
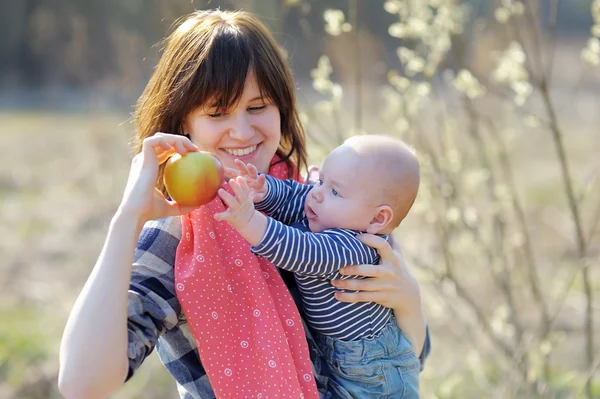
[331,359,398,398]
[394,329,421,373]
[392,345,420,374]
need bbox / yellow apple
[163,151,224,207]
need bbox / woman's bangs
[193,28,252,112]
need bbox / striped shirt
[252,175,393,341]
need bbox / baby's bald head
[341,135,420,230]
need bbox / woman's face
[185,73,281,174]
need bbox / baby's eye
[317,178,323,186]
[332,188,339,196]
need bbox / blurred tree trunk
[0,0,37,85]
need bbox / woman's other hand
[118,133,200,223]
[332,234,427,356]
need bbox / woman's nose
[228,113,254,141]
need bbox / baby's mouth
[305,204,318,221]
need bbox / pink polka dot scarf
[175,158,319,398]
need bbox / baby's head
[304,135,420,234]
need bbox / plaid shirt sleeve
[125,216,184,381]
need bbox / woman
[58,9,429,399]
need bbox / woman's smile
[220,143,260,162]
[222,144,258,156]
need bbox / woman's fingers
[154,132,198,152]
[331,277,390,291]
[338,264,383,278]
[334,290,386,304]
[357,234,396,263]
[165,201,200,217]
[174,140,187,155]
[158,140,172,152]
[142,133,199,165]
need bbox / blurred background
[1,0,599,398]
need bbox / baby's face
[304,146,380,233]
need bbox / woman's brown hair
[134,9,307,194]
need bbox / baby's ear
[366,206,393,234]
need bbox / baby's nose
[311,187,323,202]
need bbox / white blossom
[495,7,510,23]
[324,9,348,36]
[581,37,600,66]
[452,69,486,99]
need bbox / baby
[216,135,421,398]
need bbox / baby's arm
[251,218,377,276]
[227,160,311,225]
[255,175,312,225]
[215,177,377,276]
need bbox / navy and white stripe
[125,216,431,398]
[252,176,393,341]
[256,173,313,225]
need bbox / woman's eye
[207,112,223,119]
[249,105,266,112]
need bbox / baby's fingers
[217,188,238,208]
[257,174,266,187]
[247,173,266,190]
[224,167,240,180]
[213,210,232,221]
[230,177,251,200]
[247,163,260,179]
[234,159,250,175]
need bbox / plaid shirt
[126,216,431,399]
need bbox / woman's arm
[58,213,143,399]
[331,234,428,360]
[58,134,199,398]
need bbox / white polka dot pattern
[173,165,319,399]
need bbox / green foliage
[0,307,49,387]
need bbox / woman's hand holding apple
[117,133,201,224]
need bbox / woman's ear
[366,205,393,234]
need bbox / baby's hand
[224,159,268,202]
[214,176,256,229]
